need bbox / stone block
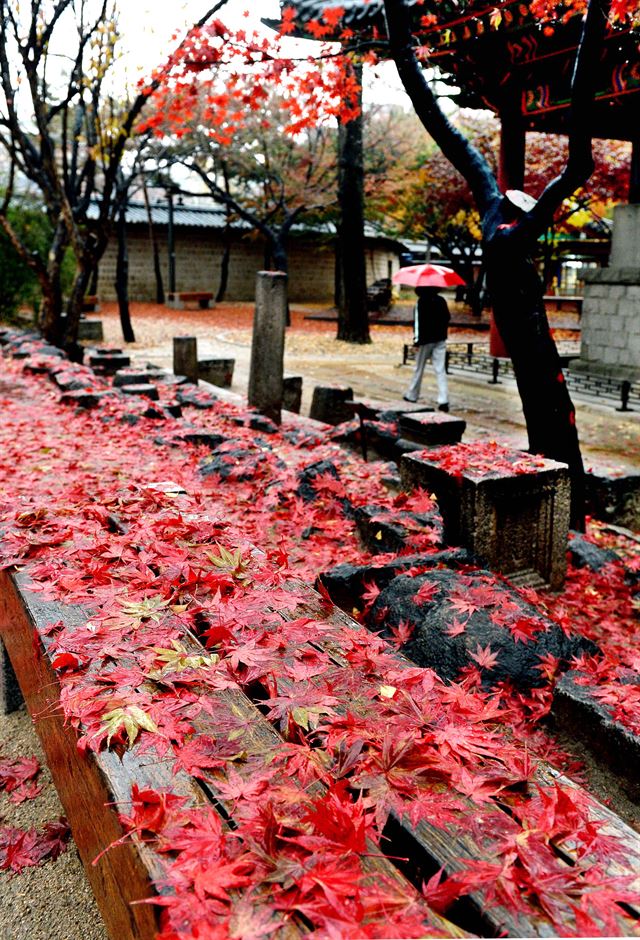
[354,504,443,554]
[585,469,640,529]
[399,411,466,446]
[78,319,104,341]
[283,375,303,413]
[120,383,160,401]
[370,569,596,689]
[173,336,199,384]
[309,385,354,425]
[113,370,152,387]
[400,444,571,589]
[198,358,235,388]
[552,672,640,803]
[89,352,130,374]
[318,549,475,613]
[60,390,114,409]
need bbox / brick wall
[97,225,400,304]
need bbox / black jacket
[414,293,450,345]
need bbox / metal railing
[402,342,639,412]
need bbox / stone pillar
[248,271,287,424]
[577,204,640,381]
[173,336,199,384]
[400,445,571,589]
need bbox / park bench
[166,291,214,310]
[81,295,101,313]
[543,294,583,316]
[3,560,640,939]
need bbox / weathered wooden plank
[0,571,209,940]
[275,582,640,937]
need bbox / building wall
[97,225,400,304]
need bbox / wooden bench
[166,291,214,310]
[81,295,101,313]
[2,560,640,939]
[543,294,583,316]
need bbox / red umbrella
[392,263,466,288]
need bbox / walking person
[404,286,451,410]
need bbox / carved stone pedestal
[400,444,570,588]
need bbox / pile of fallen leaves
[0,345,639,936]
[0,752,70,874]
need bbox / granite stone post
[248,271,287,425]
[173,336,199,384]
[401,446,571,589]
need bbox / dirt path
[95,301,640,473]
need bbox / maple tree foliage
[1,340,640,933]
[393,111,631,295]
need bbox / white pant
[405,341,448,404]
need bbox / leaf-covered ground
[1,348,640,938]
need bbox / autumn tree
[382,0,631,528]
[394,113,630,303]
[0,0,223,355]
[148,95,341,303]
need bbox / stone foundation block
[198,358,235,388]
[399,411,466,446]
[78,319,104,341]
[585,469,640,530]
[309,385,354,425]
[400,445,571,589]
[89,352,131,374]
[120,383,160,401]
[552,672,640,803]
[283,375,303,413]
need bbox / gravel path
[0,708,107,940]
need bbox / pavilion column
[629,135,640,205]
[497,97,526,193]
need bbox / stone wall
[578,205,640,381]
[97,225,399,304]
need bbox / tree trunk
[271,235,291,327]
[40,277,65,346]
[89,264,99,296]
[64,263,92,360]
[142,176,164,304]
[39,221,68,345]
[115,205,135,343]
[216,231,231,303]
[484,228,585,528]
[336,63,369,344]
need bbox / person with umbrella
[393,263,464,409]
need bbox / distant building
[93,201,408,304]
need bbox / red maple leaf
[469,643,500,670]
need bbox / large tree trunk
[336,63,369,344]
[115,205,135,343]
[484,227,585,528]
[39,220,69,345]
[63,262,93,360]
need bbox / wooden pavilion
[272,1,640,197]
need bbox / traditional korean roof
[88,200,408,251]
[266,2,640,142]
